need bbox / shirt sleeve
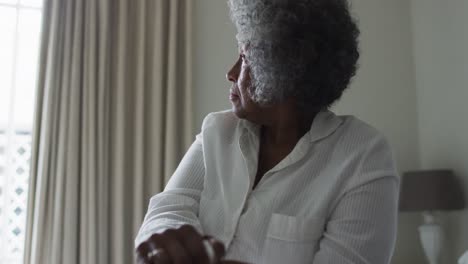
[134,133,205,248]
[312,135,400,264]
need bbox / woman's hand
[135,225,225,264]
[220,261,250,264]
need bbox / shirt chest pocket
[261,214,325,264]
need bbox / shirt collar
[307,110,343,142]
[240,110,343,143]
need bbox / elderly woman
[135,0,399,263]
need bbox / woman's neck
[259,102,317,146]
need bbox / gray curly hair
[228,0,360,111]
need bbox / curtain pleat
[24,0,193,263]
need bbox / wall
[193,0,424,263]
[193,0,236,132]
[411,0,468,262]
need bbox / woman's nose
[226,59,241,82]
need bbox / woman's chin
[232,105,247,119]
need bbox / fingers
[134,225,226,264]
[159,230,192,264]
[203,236,226,261]
[174,225,211,263]
[136,242,151,264]
[135,241,170,264]
[220,261,249,264]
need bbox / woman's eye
[240,54,247,64]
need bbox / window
[0,0,43,263]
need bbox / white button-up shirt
[135,110,399,264]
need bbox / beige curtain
[24,0,193,263]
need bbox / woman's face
[226,46,262,120]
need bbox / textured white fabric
[135,110,400,264]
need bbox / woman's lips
[229,89,240,101]
[229,92,239,101]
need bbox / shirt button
[241,198,251,214]
[241,205,247,214]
